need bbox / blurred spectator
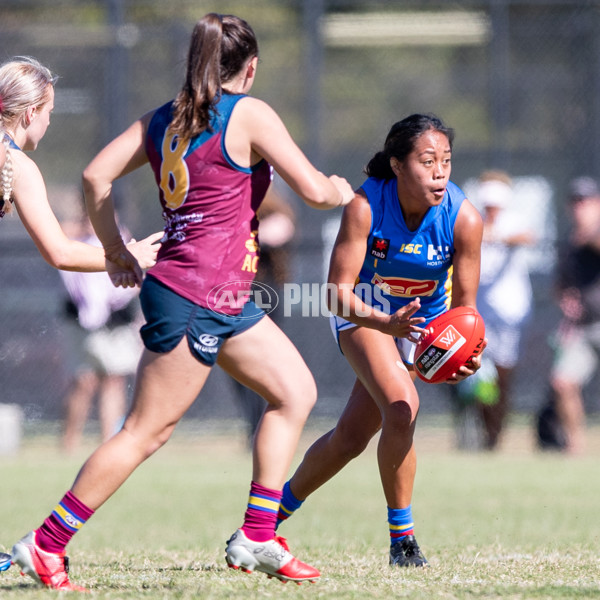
[255,184,296,294]
[60,215,142,454]
[546,176,600,454]
[233,183,296,444]
[453,170,536,450]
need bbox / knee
[74,371,98,394]
[287,373,318,419]
[148,427,174,455]
[382,396,419,436]
[122,420,176,460]
[304,377,318,412]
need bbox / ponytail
[1,136,13,216]
[170,13,259,140]
[1,94,13,215]
[365,150,395,180]
[171,13,223,138]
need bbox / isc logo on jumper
[399,243,422,255]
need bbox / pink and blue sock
[241,482,282,542]
[388,505,414,546]
[276,480,304,529]
[35,491,94,554]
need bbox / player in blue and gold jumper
[277,114,485,567]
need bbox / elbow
[81,166,96,198]
[304,194,331,210]
[44,248,71,271]
[41,242,78,271]
[81,165,107,205]
[326,283,349,316]
[300,181,337,210]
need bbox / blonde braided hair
[1,135,13,215]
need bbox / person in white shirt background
[465,170,536,449]
[59,210,142,454]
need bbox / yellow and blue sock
[276,480,304,529]
[36,491,94,553]
[388,505,414,546]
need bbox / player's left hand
[385,298,428,339]
[445,337,488,384]
[104,243,143,288]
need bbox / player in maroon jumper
[9,14,354,591]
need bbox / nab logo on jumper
[370,237,390,260]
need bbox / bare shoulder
[456,198,483,232]
[9,147,35,170]
[139,108,159,131]
[232,96,281,129]
[340,189,371,238]
[346,188,370,219]
[10,149,42,189]
[235,95,274,114]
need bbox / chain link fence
[0,0,598,428]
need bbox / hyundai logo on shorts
[198,334,219,347]
[208,280,279,318]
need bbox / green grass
[0,419,599,599]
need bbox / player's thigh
[217,315,316,407]
[126,337,212,433]
[339,326,418,416]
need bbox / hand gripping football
[414,306,485,383]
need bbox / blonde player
[0,57,160,271]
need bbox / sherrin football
[414,306,485,384]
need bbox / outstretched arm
[12,151,114,272]
[228,97,355,210]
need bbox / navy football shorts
[139,275,265,366]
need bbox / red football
[414,306,485,384]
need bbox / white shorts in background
[551,323,600,386]
[64,321,142,378]
[481,319,525,370]
[329,314,417,365]
[84,325,142,376]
